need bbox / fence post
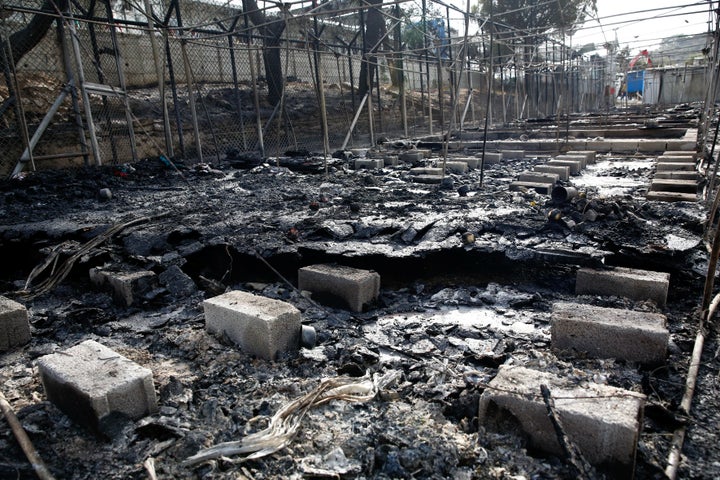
[143,0,173,157]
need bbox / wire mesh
[0,0,710,178]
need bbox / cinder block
[534,165,570,181]
[547,159,582,175]
[383,155,399,167]
[517,171,559,184]
[657,155,696,164]
[650,179,698,193]
[554,154,587,169]
[203,290,301,360]
[509,181,553,195]
[551,302,668,364]
[566,150,596,164]
[417,149,433,158]
[298,264,380,312]
[89,268,156,307]
[0,296,31,351]
[654,171,698,180]
[576,267,670,307]
[451,157,479,169]
[637,140,667,152]
[410,167,443,176]
[656,162,696,171]
[646,191,698,202]
[500,149,525,159]
[478,152,503,165]
[412,174,443,184]
[37,340,158,431]
[585,140,612,153]
[665,140,695,151]
[663,151,697,158]
[400,151,424,163]
[354,158,384,170]
[478,365,645,468]
[610,140,640,152]
[442,161,468,174]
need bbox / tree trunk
[358,0,385,97]
[1,0,69,73]
[242,0,285,106]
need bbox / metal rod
[180,40,203,163]
[341,92,369,150]
[479,2,493,188]
[143,0,173,156]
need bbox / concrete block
[443,161,469,174]
[451,157,479,169]
[534,165,570,181]
[646,191,698,202]
[410,167,443,176]
[412,174,443,184]
[478,152,503,164]
[650,179,698,193]
[509,181,553,195]
[399,151,424,163]
[203,290,301,360]
[547,159,582,175]
[298,264,380,312]
[551,302,668,364]
[478,365,645,468]
[517,171,559,184]
[656,162,696,172]
[500,149,525,159]
[657,155,696,164]
[0,296,31,351]
[653,171,698,180]
[417,148,433,158]
[665,140,696,151]
[585,141,612,153]
[637,140,667,152]
[354,158,384,170]
[663,150,697,158]
[37,340,158,431]
[555,154,587,169]
[610,140,640,152]
[576,267,670,307]
[383,155,399,167]
[89,268,156,307]
[566,150,596,164]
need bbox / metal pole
[143,0,173,156]
[180,40,203,162]
[342,92,369,149]
[422,0,432,134]
[228,33,248,150]
[480,1,493,187]
[67,11,102,165]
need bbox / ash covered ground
[0,143,719,479]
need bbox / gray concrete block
[665,140,696,151]
[585,140,612,153]
[576,267,670,307]
[354,158,384,170]
[646,191,698,202]
[517,171,559,184]
[663,150,697,157]
[410,167,443,176]
[566,150,596,164]
[0,296,31,351]
[650,179,698,193]
[554,154,587,169]
[636,140,667,152]
[657,155,696,164]
[610,140,640,152]
[383,155,399,167]
[500,149,525,159]
[547,159,582,175]
[412,174,443,184]
[37,340,158,431]
[478,152,503,164]
[452,157,479,169]
[399,151,424,163]
[551,302,668,364]
[203,290,302,360]
[443,161,469,174]
[654,171,699,180]
[298,264,380,312]
[509,181,553,195]
[656,162,696,171]
[89,268,157,306]
[534,165,570,181]
[478,365,645,468]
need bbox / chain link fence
[1,0,672,178]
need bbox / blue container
[626,71,645,94]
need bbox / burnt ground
[0,128,719,479]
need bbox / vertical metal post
[312,2,330,170]
[143,0,173,156]
[395,4,407,137]
[480,1,493,187]
[422,0,432,134]
[67,11,102,165]
[245,14,264,157]
[228,32,248,150]
[180,41,203,162]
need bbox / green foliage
[475,0,596,43]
